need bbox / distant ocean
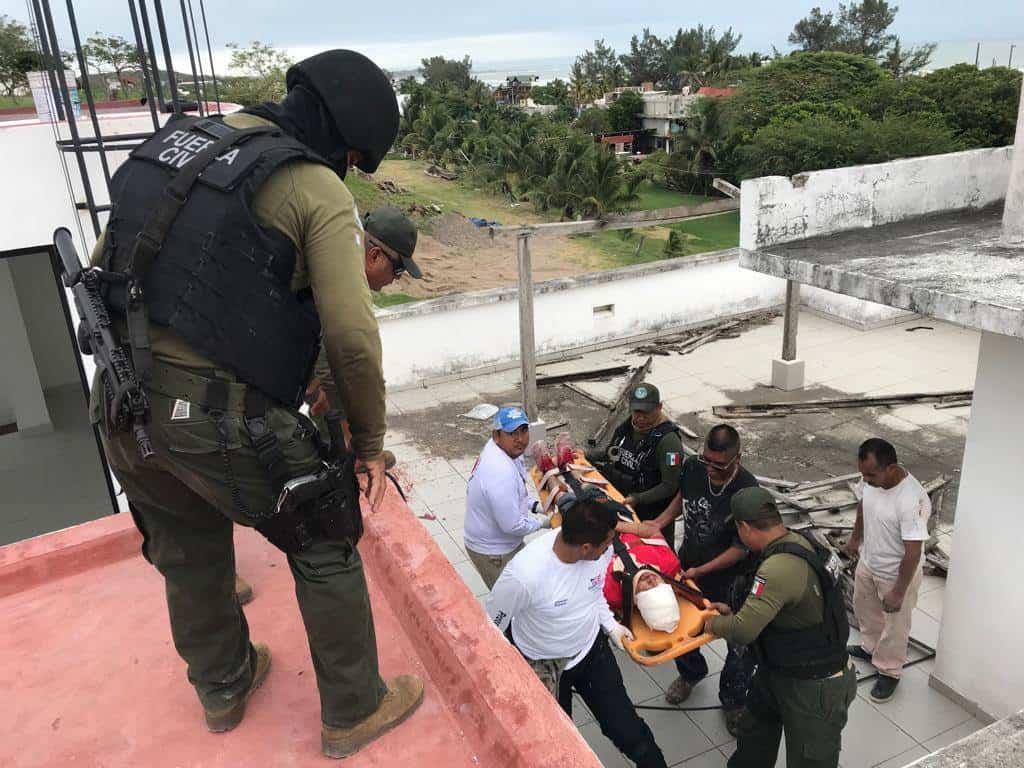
[438,39,1023,86]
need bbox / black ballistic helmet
[286,50,399,173]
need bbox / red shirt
[604,533,682,614]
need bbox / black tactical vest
[756,534,850,679]
[103,116,331,408]
[607,419,680,517]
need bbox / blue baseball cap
[492,406,530,432]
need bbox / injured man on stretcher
[486,489,680,768]
[605,532,684,634]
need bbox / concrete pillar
[772,279,806,390]
[0,260,52,433]
[932,331,1024,720]
[516,233,538,421]
[1001,77,1024,247]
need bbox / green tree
[531,78,571,106]
[664,230,686,257]
[837,0,897,58]
[620,28,667,86]
[675,97,728,193]
[574,106,611,135]
[419,55,473,90]
[575,146,643,218]
[607,90,643,132]
[788,7,840,52]
[220,41,292,105]
[573,39,624,97]
[663,26,744,90]
[0,15,36,97]
[83,33,142,96]
[880,38,936,78]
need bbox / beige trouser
[853,561,923,678]
[466,544,524,590]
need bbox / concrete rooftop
[740,206,1024,339]
[382,308,986,768]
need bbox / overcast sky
[2,0,1021,72]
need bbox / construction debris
[563,383,615,409]
[714,390,973,418]
[537,364,631,387]
[591,357,653,448]
[376,179,407,194]
[630,311,780,357]
[425,164,459,181]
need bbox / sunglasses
[367,234,405,276]
[698,453,737,472]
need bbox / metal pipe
[65,0,114,192]
[28,0,64,120]
[127,0,161,130]
[178,0,203,115]
[62,144,142,154]
[150,0,183,114]
[185,0,209,111]
[58,131,154,145]
[137,0,168,111]
[198,0,221,112]
[39,0,102,236]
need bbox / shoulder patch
[666,452,680,467]
[750,575,767,597]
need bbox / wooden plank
[536,364,630,387]
[714,390,974,417]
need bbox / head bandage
[634,583,680,633]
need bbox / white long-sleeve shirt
[464,438,542,556]
[487,529,617,669]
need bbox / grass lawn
[575,210,740,268]
[632,181,713,211]
[372,291,419,308]
[0,95,34,109]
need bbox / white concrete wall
[934,331,1024,721]
[739,146,1013,251]
[377,251,787,388]
[801,285,915,328]
[0,260,51,431]
[8,252,81,391]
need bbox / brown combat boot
[321,674,425,759]
[204,643,272,733]
[234,574,254,606]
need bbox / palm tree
[575,147,643,219]
[676,97,725,194]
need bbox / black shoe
[724,707,745,737]
[870,675,899,702]
[847,644,872,662]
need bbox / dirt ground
[391,213,604,298]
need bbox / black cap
[286,50,398,174]
[629,383,661,413]
[364,206,422,279]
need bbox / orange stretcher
[529,451,718,666]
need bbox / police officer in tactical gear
[705,487,856,768]
[88,50,423,758]
[586,384,683,542]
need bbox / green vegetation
[576,210,739,268]
[0,94,32,107]
[632,182,710,211]
[0,14,39,98]
[372,291,419,308]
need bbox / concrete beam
[1001,77,1024,247]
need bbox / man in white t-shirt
[464,406,552,589]
[845,438,932,703]
[487,489,668,768]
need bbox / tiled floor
[384,312,985,768]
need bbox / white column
[933,331,1024,720]
[0,260,52,433]
[1001,77,1024,247]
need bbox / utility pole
[975,42,980,67]
[1010,44,1016,69]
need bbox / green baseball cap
[729,487,780,523]
[629,383,661,412]
[364,206,422,279]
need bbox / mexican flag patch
[750,576,767,597]
[666,452,681,467]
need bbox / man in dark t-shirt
[639,424,759,735]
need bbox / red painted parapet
[360,489,603,767]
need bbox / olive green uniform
[90,112,388,728]
[709,533,857,768]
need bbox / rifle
[53,227,154,460]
